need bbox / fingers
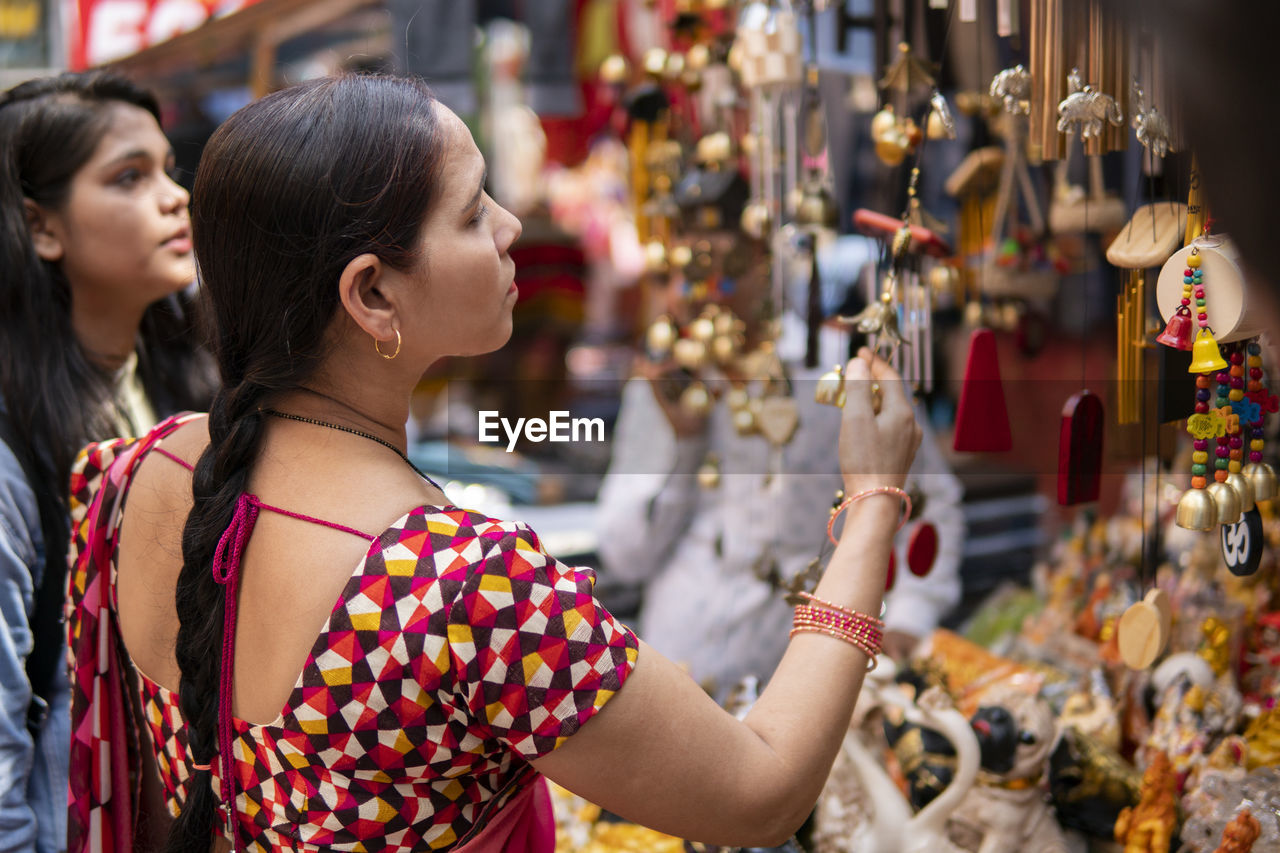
[854,349,914,421]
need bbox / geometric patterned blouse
[67,419,639,852]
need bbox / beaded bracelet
[827,486,912,546]
[792,604,884,639]
[795,591,886,627]
[790,603,884,668]
[789,625,880,671]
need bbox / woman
[0,72,213,852]
[66,74,920,852]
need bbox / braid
[167,380,265,852]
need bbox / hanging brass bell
[697,453,721,489]
[643,240,668,274]
[1175,487,1217,531]
[732,404,758,436]
[688,316,715,343]
[814,364,846,408]
[1226,471,1256,513]
[1155,306,1194,350]
[672,338,708,371]
[1207,480,1243,525]
[646,316,676,359]
[1244,461,1278,503]
[795,183,838,229]
[711,334,739,364]
[1188,328,1229,374]
[740,201,772,240]
[871,106,897,140]
[679,381,713,417]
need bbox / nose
[496,203,522,253]
[159,172,190,214]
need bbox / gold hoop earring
[375,329,401,360]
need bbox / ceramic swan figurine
[838,668,978,853]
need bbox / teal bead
[1184,276,1194,284]
[1192,463,1207,476]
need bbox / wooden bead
[1192,475,1208,489]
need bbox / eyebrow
[462,169,487,215]
[101,147,174,168]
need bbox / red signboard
[69,0,263,69]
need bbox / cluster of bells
[646,305,750,418]
[1176,461,1277,532]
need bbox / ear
[337,253,401,343]
[23,199,64,262]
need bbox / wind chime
[1106,79,1183,427]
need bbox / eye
[1019,730,1037,745]
[113,168,142,188]
[469,203,490,226]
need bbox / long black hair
[0,71,214,698]
[170,75,446,851]
[0,71,214,496]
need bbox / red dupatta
[65,414,199,853]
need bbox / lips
[162,225,192,252]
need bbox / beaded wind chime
[1177,248,1240,530]
[1242,341,1279,503]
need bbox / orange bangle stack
[789,594,884,670]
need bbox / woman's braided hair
[167,75,445,851]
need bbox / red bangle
[827,486,912,546]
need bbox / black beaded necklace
[262,409,443,491]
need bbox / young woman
[66,74,921,852]
[0,72,213,852]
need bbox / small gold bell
[732,405,757,436]
[870,106,897,140]
[725,386,749,411]
[673,338,708,371]
[670,244,693,270]
[646,316,676,358]
[740,201,772,240]
[874,132,909,167]
[688,316,715,343]
[1226,471,1256,514]
[795,183,839,229]
[1244,461,1278,503]
[1207,480,1243,525]
[814,364,846,408]
[679,381,713,417]
[599,54,629,85]
[1176,487,1217,531]
[643,240,668,274]
[711,334,739,364]
[697,453,721,489]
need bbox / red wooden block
[907,522,938,577]
[953,328,1013,452]
[1058,390,1104,505]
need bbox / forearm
[740,496,897,828]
